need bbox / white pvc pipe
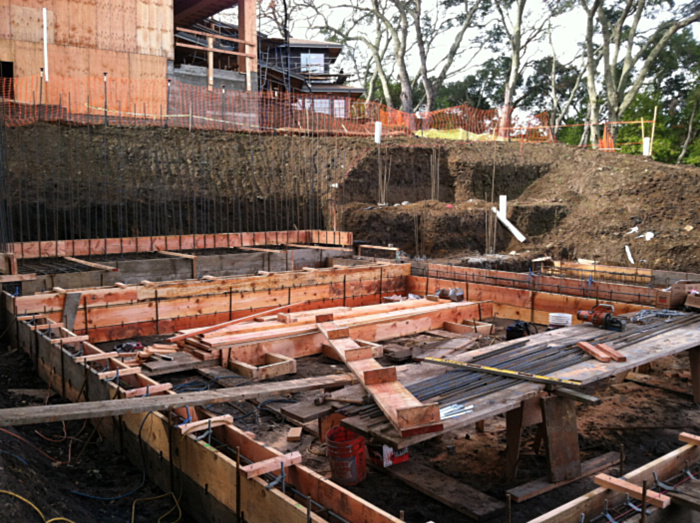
[491,207,526,243]
[43,7,49,82]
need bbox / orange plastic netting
[0,75,552,141]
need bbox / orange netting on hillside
[0,75,552,141]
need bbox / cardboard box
[685,293,700,310]
[670,282,700,308]
[366,444,409,468]
[655,290,672,308]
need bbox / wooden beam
[0,374,356,427]
[123,383,173,398]
[595,343,627,362]
[169,301,307,342]
[175,41,256,59]
[50,335,89,345]
[64,256,118,272]
[175,26,255,47]
[179,414,233,435]
[679,432,700,446]
[97,367,142,380]
[159,250,198,260]
[593,473,671,508]
[240,451,302,479]
[577,341,611,362]
[0,273,36,283]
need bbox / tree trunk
[677,101,698,165]
[499,0,525,137]
[582,0,602,147]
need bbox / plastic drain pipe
[491,207,526,243]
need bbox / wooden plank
[363,367,397,386]
[64,256,118,272]
[593,473,671,508]
[541,396,581,483]
[577,341,611,362]
[159,250,198,260]
[0,273,37,283]
[0,374,356,427]
[179,415,234,435]
[596,343,627,362]
[287,427,302,442]
[97,366,143,380]
[240,451,302,479]
[379,460,505,521]
[507,451,619,502]
[168,301,307,342]
[141,352,219,376]
[50,335,89,345]
[123,383,173,398]
[679,432,700,446]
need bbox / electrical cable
[131,491,182,523]
[71,411,152,501]
[0,489,77,523]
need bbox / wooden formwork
[9,263,408,343]
[8,230,353,260]
[8,316,403,523]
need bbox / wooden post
[505,406,524,481]
[689,347,700,403]
[541,395,581,482]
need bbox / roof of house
[174,0,238,27]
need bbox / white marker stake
[499,195,507,216]
[374,121,382,144]
[625,245,635,265]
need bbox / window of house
[300,53,325,74]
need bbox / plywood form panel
[52,0,72,45]
[48,43,89,78]
[0,2,11,39]
[13,40,44,77]
[122,0,138,53]
[96,0,124,53]
[88,48,130,81]
[69,0,97,48]
[161,0,174,59]
[0,40,14,63]
[10,3,55,44]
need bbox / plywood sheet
[70,0,97,48]
[0,3,11,39]
[10,4,55,43]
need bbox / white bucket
[549,313,572,329]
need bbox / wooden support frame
[7,318,401,523]
[64,256,119,272]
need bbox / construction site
[2,1,700,523]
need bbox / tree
[492,0,569,134]
[595,0,700,136]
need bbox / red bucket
[326,426,367,486]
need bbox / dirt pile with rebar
[3,124,699,271]
[341,140,700,272]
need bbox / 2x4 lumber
[287,427,303,442]
[0,273,37,283]
[679,432,700,446]
[553,387,601,405]
[97,366,142,380]
[122,383,173,398]
[577,341,611,362]
[240,451,302,479]
[74,351,138,363]
[593,473,671,508]
[175,26,255,46]
[179,414,233,435]
[0,374,356,427]
[507,451,620,502]
[363,366,397,386]
[321,328,440,434]
[64,256,118,272]
[169,301,307,342]
[378,460,505,521]
[50,335,89,345]
[29,323,64,331]
[596,343,627,362]
[158,250,198,260]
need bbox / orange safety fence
[1,75,555,140]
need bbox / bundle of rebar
[341,314,700,423]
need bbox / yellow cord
[131,491,182,523]
[0,490,77,523]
